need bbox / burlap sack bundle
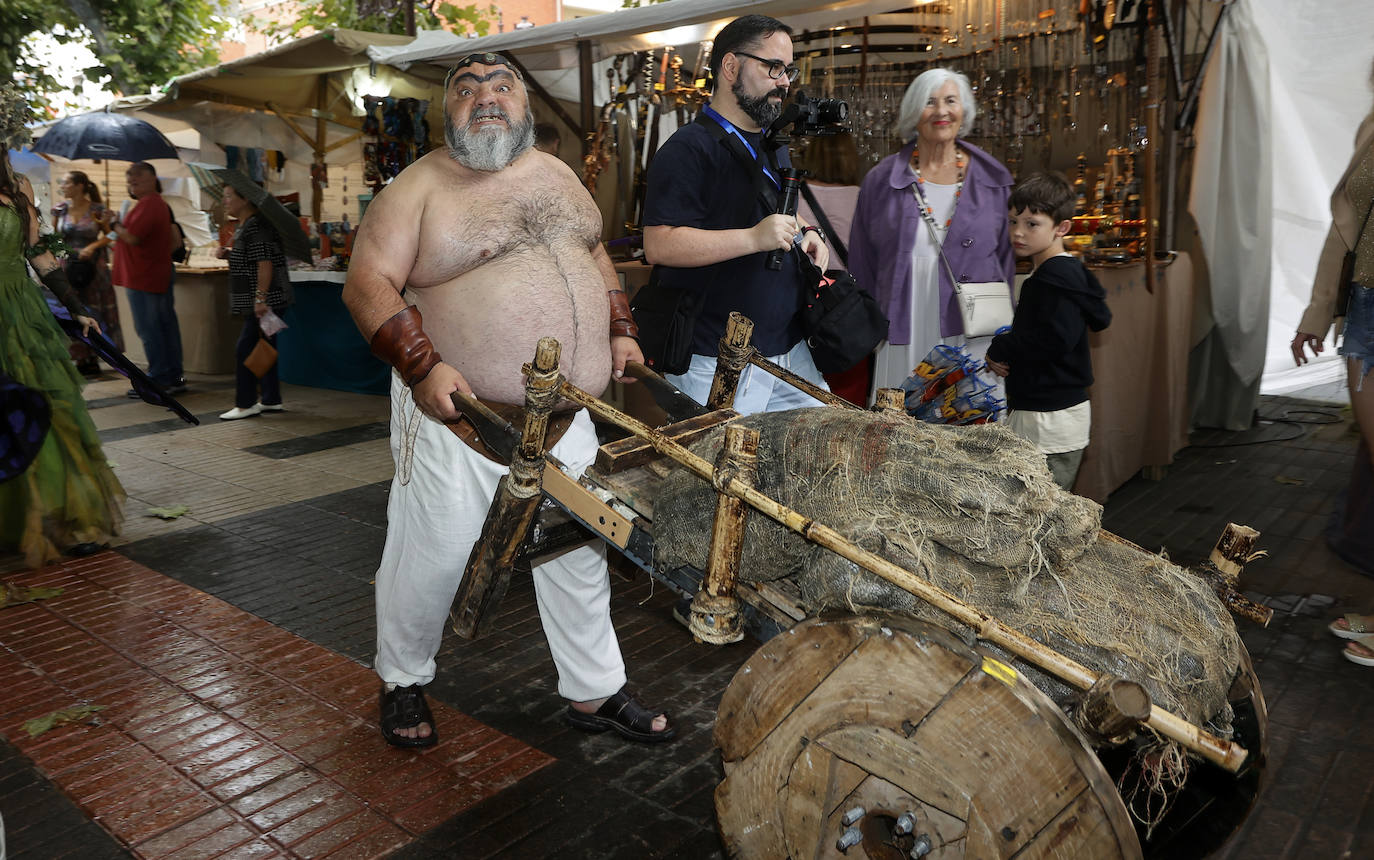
[653,408,1242,729]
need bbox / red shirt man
[111,164,172,293]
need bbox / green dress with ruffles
[0,205,123,565]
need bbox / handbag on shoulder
[796,252,888,374]
[912,184,1013,338]
[953,280,1015,337]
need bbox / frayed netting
[652,408,1242,734]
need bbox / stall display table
[115,266,241,374]
[280,270,390,396]
[1074,252,1195,502]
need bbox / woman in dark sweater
[219,182,291,420]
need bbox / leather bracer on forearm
[608,289,639,340]
[38,266,88,320]
[369,305,443,387]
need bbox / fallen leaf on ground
[23,704,105,738]
[1273,476,1305,486]
[146,504,190,519]
[0,582,64,610]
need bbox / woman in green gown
[0,137,124,565]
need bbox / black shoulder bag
[796,250,888,374]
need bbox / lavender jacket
[849,139,1015,343]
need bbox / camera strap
[799,181,848,267]
[694,111,780,213]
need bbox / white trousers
[373,374,626,702]
[666,340,830,416]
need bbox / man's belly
[410,252,611,405]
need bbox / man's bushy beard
[732,78,783,129]
[445,105,535,171]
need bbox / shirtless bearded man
[343,52,674,748]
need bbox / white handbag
[912,183,1014,338]
[953,280,1014,337]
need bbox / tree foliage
[2,0,230,104]
[255,0,496,41]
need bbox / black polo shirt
[643,120,806,357]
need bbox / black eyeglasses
[733,51,800,83]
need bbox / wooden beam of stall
[265,101,317,149]
[503,52,583,143]
[578,40,595,161]
[549,372,1250,774]
[323,131,365,154]
[312,74,327,223]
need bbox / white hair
[895,68,977,144]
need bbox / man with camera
[642,14,830,414]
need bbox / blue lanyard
[703,103,779,189]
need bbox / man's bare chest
[410,185,600,286]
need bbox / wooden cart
[449,321,1266,860]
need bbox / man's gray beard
[445,107,535,171]
[732,78,783,129]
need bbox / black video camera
[789,90,849,136]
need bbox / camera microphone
[765,168,803,271]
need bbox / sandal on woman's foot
[565,686,676,743]
[1344,637,1374,667]
[1329,613,1374,640]
[379,683,438,748]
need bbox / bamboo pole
[551,375,1250,773]
[449,339,561,639]
[707,312,754,411]
[691,425,758,645]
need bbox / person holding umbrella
[216,171,296,420]
[53,170,123,375]
[109,161,184,395]
[0,88,124,565]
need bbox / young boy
[985,172,1112,491]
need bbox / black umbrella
[213,168,312,262]
[33,110,178,162]
[44,296,200,426]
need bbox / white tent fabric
[369,0,917,74]
[1192,0,1374,417]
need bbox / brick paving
[1,374,1372,858]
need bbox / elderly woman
[849,68,1015,394]
[52,170,123,374]
[218,181,291,420]
[1292,60,1374,664]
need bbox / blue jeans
[124,277,183,387]
[666,340,829,415]
[1341,283,1374,390]
[234,312,282,408]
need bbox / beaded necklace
[909,146,967,233]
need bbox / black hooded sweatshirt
[986,254,1112,412]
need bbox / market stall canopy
[368,0,918,73]
[165,28,434,115]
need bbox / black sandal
[564,686,676,743]
[379,683,438,748]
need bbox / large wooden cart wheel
[715,614,1142,859]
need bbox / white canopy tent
[1190,0,1374,427]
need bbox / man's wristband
[608,289,638,340]
[800,225,824,241]
[369,305,443,387]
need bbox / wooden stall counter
[114,265,241,374]
[1075,252,1195,502]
